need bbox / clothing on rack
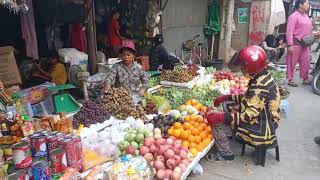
[20,0,39,59]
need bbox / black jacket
[149,44,169,71]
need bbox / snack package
[107,155,154,180]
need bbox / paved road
[188,74,320,180]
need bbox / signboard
[238,8,249,23]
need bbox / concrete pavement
[188,76,320,180]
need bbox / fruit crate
[160,76,200,89]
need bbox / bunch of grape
[73,100,110,129]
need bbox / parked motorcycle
[312,54,320,95]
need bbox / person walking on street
[286,0,313,87]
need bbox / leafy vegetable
[148,76,160,88]
[269,70,285,84]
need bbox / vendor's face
[300,0,310,12]
[121,50,135,65]
[49,58,58,65]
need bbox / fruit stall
[0,65,289,179]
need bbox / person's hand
[139,88,145,97]
[104,84,111,92]
[287,46,294,53]
[0,81,4,90]
[206,112,225,124]
[214,95,229,107]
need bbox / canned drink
[56,133,65,138]
[49,148,67,174]
[32,156,47,162]
[46,136,59,152]
[7,172,27,180]
[30,134,47,158]
[32,161,50,180]
[25,167,33,180]
[12,142,32,169]
[69,160,83,172]
[64,134,73,139]
[58,138,66,148]
[72,136,83,161]
[20,137,30,143]
[64,139,77,165]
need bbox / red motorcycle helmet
[228,45,267,75]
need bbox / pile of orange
[168,115,214,157]
[185,99,207,112]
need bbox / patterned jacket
[231,69,280,146]
[104,62,148,95]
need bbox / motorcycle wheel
[312,70,320,95]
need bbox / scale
[48,84,81,114]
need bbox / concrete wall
[161,0,208,56]
[231,1,251,51]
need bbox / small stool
[237,138,280,167]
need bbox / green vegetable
[148,76,160,88]
[269,70,285,84]
[205,67,216,75]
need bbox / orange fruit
[182,141,190,148]
[173,129,182,138]
[199,132,208,140]
[208,134,213,139]
[193,122,200,128]
[195,136,202,144]
[183,122,192,130]
[200,106,207,112]
[196,144,205,151]
[185,116,191,121]
[185,130,191,136]
[190,148,198,156]
[191,128,199,136]
[190,99,198,106]
[180,131,189,139]
[188,135,196,143]
[200,123,207,128]
[168,128,174,136]
[197,125,204,131]
[196,116,204,122]
[194,104,201,111]
[174,122,182,129]
[189,142,197,148]
[206,126,212,133]
[190,114,197,121]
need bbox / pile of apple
[213,72,249,95]
[118,127,153,156]
[139,128,193,180]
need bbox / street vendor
[205,45,280,161]
[104,40,148,97]
[33,51,68,85]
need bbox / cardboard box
[0,46,22,86]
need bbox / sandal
[288,81,298,87]
[302,79,311,85]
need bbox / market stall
[0,64,289,179]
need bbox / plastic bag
[192,163,204,176]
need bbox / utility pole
[85,0,97,74]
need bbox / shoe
[314,136,320,145]
[302,79,311,85]
[206,152,234,162]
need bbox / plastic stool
[238,138,280,167]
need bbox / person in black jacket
[149,34,171,70]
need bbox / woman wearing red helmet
[206,45,281,161]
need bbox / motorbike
[312,54,320,95]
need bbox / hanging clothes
[71,23,85,52]
[267,0,286,34]
[20,0,39,59]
